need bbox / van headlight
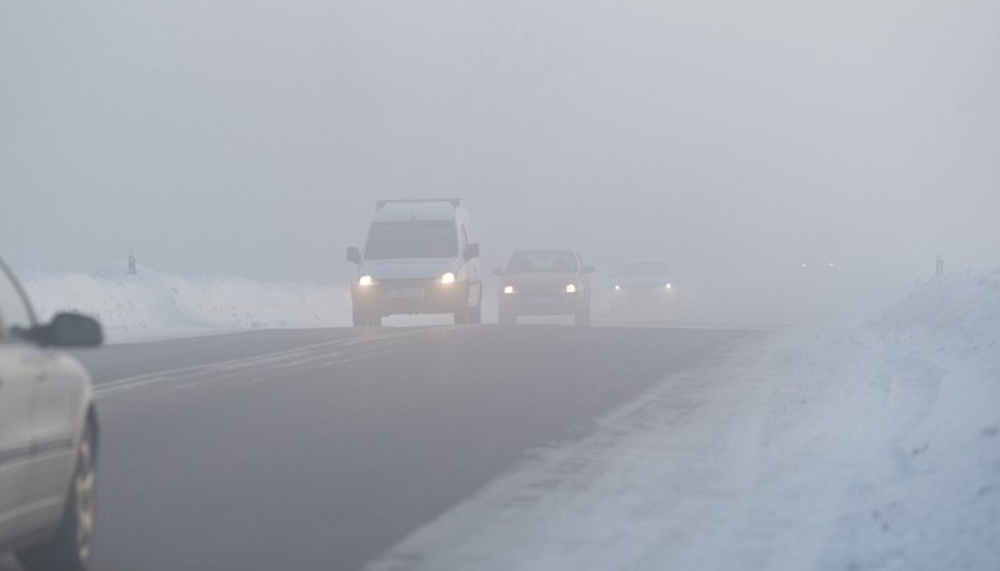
[440,272,457,285]
[664,283,672,290]
[565,284,578,294]
[503,285,517,295]
[358,275,376,287]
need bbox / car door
[0,264,43,542]
[23,348,84,529]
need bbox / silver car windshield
[507,251,578,273]
[616,261,672,278]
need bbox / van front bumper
[352,279,468,316]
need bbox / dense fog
[3,0,998,323]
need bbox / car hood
[504,272,581,289]
[360,259,457,280]
[616,276,674,287]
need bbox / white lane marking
[94,326,473,399]
[142,347,396,400]
[95,339,347,394]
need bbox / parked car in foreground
[347,199,483,326]
[0,258,103,571]
[610,259,681,317]
[495,249,594,325]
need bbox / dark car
[495,249,594,325]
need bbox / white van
[346,199,482,326]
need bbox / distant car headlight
[503,285,517,295]
[440,272,457,285]
[614,284,621,291]
[565,284,577,294]
[664,283,672,290]
[358,275,376,287]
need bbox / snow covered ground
[370,270,1000,571]
[18,263,351,343]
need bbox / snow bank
[842,269,1000,570]
[18,262,351,342]
[370,270,1000,571]
[877,268,1000,352]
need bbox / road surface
[2,325,752,571]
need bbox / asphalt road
[3,325,752,571]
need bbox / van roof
[372,199,462,222]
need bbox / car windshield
[365,221,458,260]
[616,260,672,277]
[507,251,578,273]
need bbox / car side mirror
[346,246,361,264]
[492,268,504,276]
[582,265,596,274]
[464,243,480,261]
[32,313,104,348]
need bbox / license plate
[387,288,425,299]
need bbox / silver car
[0,259,103,571]
[495,249,594,325]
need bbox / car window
[0,265,35,337]
[507,251,579,273]
[616,260,672,277]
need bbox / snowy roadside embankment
[19,263,351,343]
[845,269,1000,570]
[371,270,1000,571]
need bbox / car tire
[17,421,97,571]
[574,305,591,326]
[469,303,482,324]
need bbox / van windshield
[366,221,459,260]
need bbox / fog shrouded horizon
[3,0,998,321]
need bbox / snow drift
[18,262,351,342]
[371,270,1000,571]
[877,268,1000,351]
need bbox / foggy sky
[3,1,998,307]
